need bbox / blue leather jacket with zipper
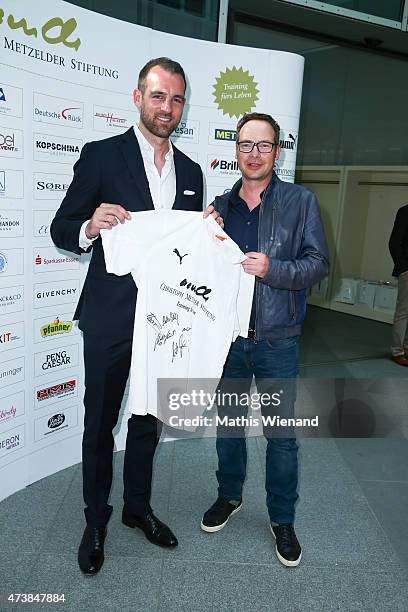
[213,172,330,340]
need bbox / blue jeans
[216,336,299,524]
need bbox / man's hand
[242,252,269,278]
[85,203,131,239]
[203,204,224,228]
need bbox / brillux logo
[210,159,239,172]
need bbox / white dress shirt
[79,125,177,250]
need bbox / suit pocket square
[183,190,196,195]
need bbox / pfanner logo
[40,317,73,338]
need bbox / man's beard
[139,106,179,138]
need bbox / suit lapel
[118,128,154,211]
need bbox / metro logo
[214,129,236,141]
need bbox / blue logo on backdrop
[0,252,8,273]
[214,129,236,141]
[0,88,6,102]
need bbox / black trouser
[82,333,162,527]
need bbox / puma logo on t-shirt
[173,248,188,264]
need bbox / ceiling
[229,0,408,58]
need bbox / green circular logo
[213,66,259,118]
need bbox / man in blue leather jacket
[200,112,329,567]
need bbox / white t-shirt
[101,210,254,419]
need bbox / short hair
[236,112,280,143]
[138,57,187,94]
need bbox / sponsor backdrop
[0,0,303,501]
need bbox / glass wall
[66,0,220,41]
[232,19,408,166]
[317,0,404,22]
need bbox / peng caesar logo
[0,8,81,51]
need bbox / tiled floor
[1,307,407,611]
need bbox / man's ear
[274,145,281,162]
[133,88,142,109]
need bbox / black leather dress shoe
[122,508,178,548]
[78,526,107,575]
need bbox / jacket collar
[118,128,154,210]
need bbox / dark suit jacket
[389,204,408,277]
[51,127,203,338]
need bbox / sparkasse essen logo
[40,317,73,338]
[34,247,79,272]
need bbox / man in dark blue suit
[51,57,218,574]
